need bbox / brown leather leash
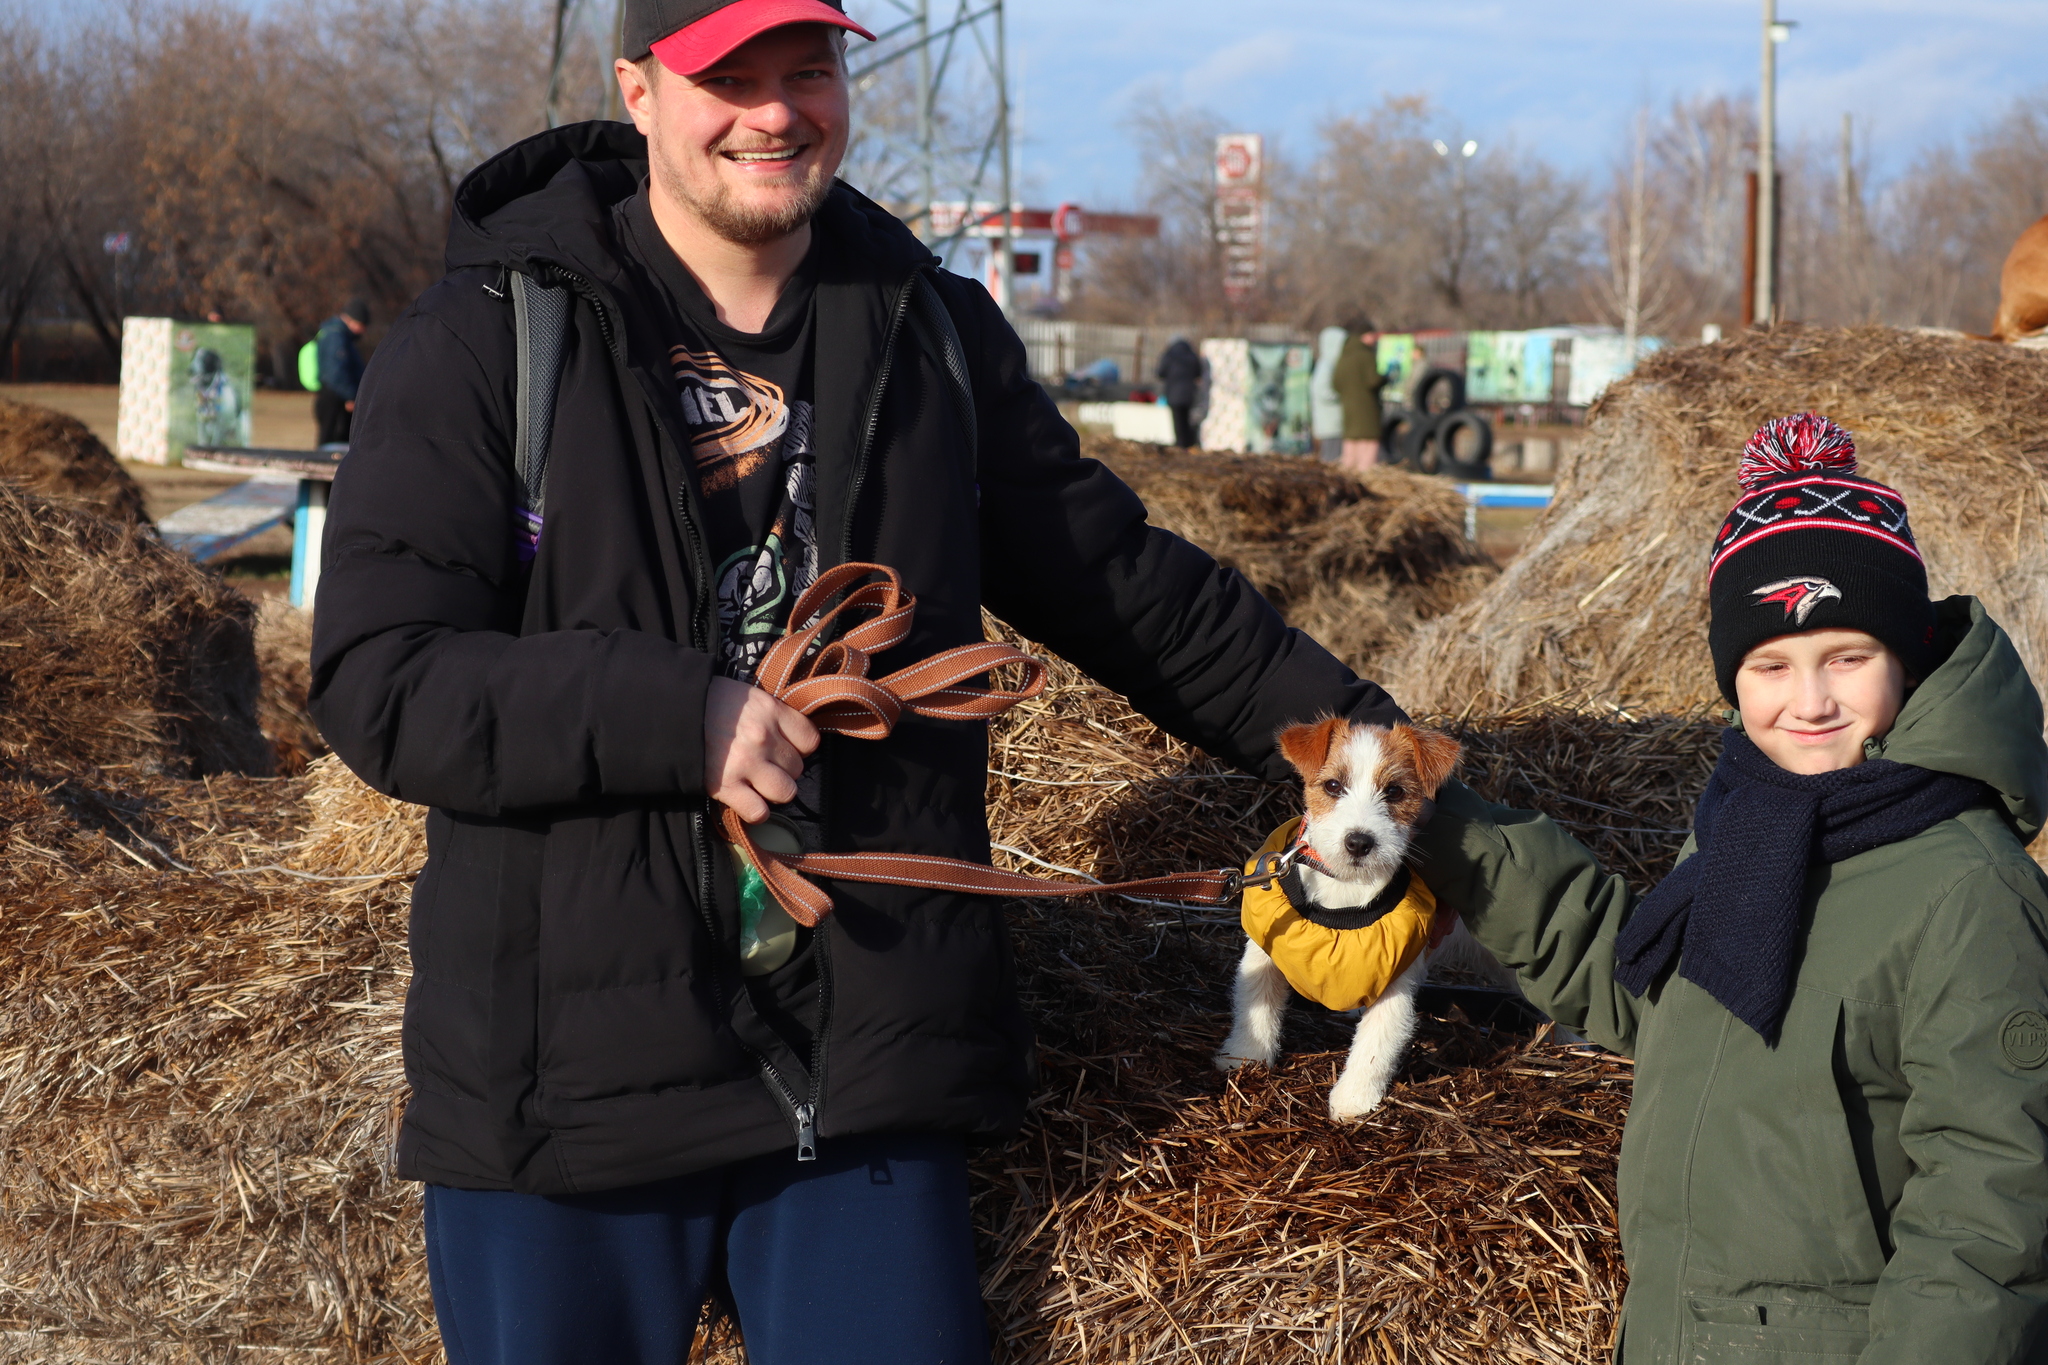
[721,562,1276,927]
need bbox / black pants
[314,388,353,446]
[1170,402,1197,448]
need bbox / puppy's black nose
[1343,830,1376,859]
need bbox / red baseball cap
[627,0,876,77]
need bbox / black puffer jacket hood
[312,120,1396,1193]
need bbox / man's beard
[654,142,834,247]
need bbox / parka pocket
[1685,1295,1868,1362]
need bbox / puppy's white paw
[1214,1035,1277,1072]
[1327,1077,1390,1121]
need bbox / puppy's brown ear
[1277,716,1346,777]
[1398,725,1463,794]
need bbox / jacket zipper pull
[794,1103,818,1162]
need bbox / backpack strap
[509,270,571,560]
[905,271,977,461]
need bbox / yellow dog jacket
[1241,817,1438,1012]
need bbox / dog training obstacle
[182,446,343,608]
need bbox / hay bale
[0,765,430,1363]
[254,599,326,776]
[0,397,149,527]
[0,479,271,777]
[1379,325,2048,713]
[295,753,427,879]
[0,616,1717,1359]
[1086,437,1497,673]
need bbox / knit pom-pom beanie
[1706,413,1934,704]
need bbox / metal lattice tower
[849,4,1013,264]
[545,0,626,127]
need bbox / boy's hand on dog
[705,678,820,823]
[1428,905,1459,952]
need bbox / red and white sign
[1214,134,1265,301]
[1215,134,1263,188]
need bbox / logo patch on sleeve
[2001,1010,2048,1069]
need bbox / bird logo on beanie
[1752,576,1841,625]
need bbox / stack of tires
[1380,367,1493,479]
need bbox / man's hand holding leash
[705,677,818,823]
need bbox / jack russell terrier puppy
[1217,716,1490,1120]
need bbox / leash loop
[725,562,1247,927]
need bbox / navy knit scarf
[1612,729,1985,1042]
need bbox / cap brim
[651,1,877,76]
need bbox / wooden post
[1742,171,1759,328]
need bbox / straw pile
[0,762,430,1362]
[0,479,272,777]
[254,599,327,776]
[1380,326,2048,713]
[0,396,150,527]
[0,643,1707,1361]
[1085,437,1497,673]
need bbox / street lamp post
[1756,3,1794,325]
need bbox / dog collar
[1286,827,1340,880]
[1279,862,1414,932]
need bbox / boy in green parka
[1416,414,2048,1363]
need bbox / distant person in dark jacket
[1156,336,1204,448]
[307,2,1401,1361]
[313,298,368,446]
[1330,317,1382,470]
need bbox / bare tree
[2,0,557,379]
[0,18,60,371]
[1478,150,1590,327]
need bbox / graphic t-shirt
[617,188,828,1055]
[618,190,822,684]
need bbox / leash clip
[1234,848,1299,894]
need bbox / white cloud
[1175,30,1302,106]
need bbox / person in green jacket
[1415,413,2048,1363]
[1329,317,1382,471]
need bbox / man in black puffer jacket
[310,3,1400,1361]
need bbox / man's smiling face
[625,23,849,247]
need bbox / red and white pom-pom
[1738,413,1858,491]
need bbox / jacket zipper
[840,274,921,565]
[625,262,827,1163]
[764,270,919,1163]
[668,444,814,1156]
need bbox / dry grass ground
[0,398,150,525]
[0,383,319,457]
[0,385,311,593]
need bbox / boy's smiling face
[1736,629,1910,774]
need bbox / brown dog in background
[1990,214,2048,343]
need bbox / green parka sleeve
[1414,779,1660,1056]
[1862,861,2048,1363]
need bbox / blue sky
[25,0,2046,209]
[997,0,2048,207]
